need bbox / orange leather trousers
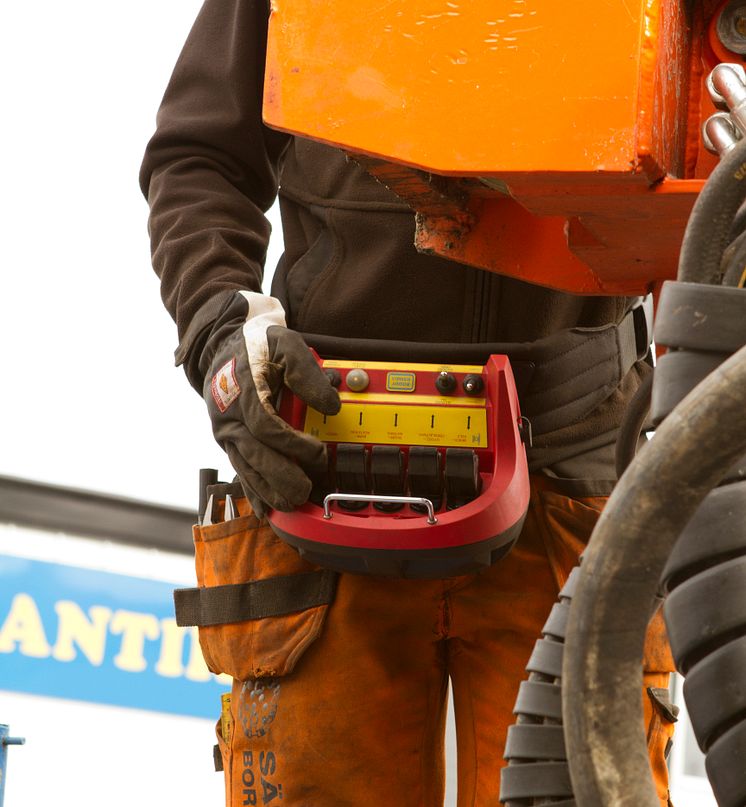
[196,477,675,806]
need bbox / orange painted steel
[412,179,702,295]
[264,1,718,295]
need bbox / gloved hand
[198,291,341,518]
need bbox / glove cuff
[238,291,287,368]
[175,291,287,393]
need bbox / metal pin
[702,112,742,156]
[707,63,746,107]
[224,493,236,521]
[708,63,746,135]
[201,494,215,526]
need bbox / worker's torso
[272,138,632,342]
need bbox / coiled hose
[500,345,746,807]
[563,128,746,807]
[500,136,746,807]
[563,343,746,807]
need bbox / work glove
[197,291,341,518]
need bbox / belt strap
[174,569,337,627]
[520,305,643,435]
[303,302,650,437]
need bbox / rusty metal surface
[346,158,703,295]
[415,176,702,295]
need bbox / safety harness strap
[174,569,337,627]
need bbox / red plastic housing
[269,354,530,577]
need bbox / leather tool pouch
[174,497,337,681]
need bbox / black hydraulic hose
[614,371,653,479]
[722,227,746,287]
[720,226,746,286]
[562,343,746,807]
[678,137,746,283]
[727,199,746,242]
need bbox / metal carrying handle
[322,493,438,525]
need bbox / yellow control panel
[304,402,488,448]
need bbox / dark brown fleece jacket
[139,0,647,483]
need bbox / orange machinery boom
[263,0,735,296]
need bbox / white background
[0,0,717,804]
[0,0,283,512]
[0,1,276,804]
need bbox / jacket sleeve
[139,0,291,357]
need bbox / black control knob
[463,374,484,396]
[435,371,457,394]
[444,448,482,509]
[408,446,443,513]
[371,445,405,512]
[336,443,370,512]
[325,368,342,387]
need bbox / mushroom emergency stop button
[345,369,370,391]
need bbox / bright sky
[0,0,282,511]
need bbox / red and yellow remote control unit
[270,349,530,578]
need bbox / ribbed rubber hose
[678,137,746,283]
[562,343,746,807]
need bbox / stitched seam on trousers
[457,654,479,807]
[647,711,660,745]
[441,593,452,639]
[419,643,448,807]
[283,605,326,676]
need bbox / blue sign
[0,554,228,718]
